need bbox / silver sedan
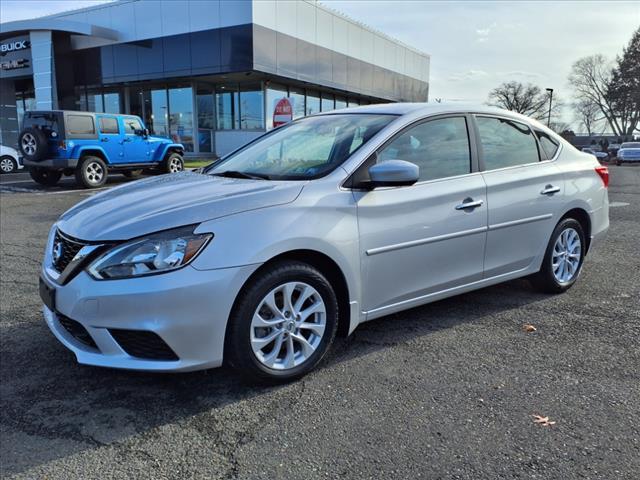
[39,103,609,382]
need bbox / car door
[475,115,565,278]
[120,116,149,163]
[353,115,488,317]
[96,115,124,163]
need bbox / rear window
[23,112,60,133]
[67,115,95,135]
[535,130,560,160]
[621,142,640,149]
[99,117,119,134]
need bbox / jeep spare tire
[19,127,48,162]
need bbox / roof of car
[26,110,137,117]
[322,102,534,121]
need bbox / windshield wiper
[212,170,271,180]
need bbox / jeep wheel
[163,153,184,174]
[75,156,108,189]
[0,156,17,174]
[19,127,48,162]
[29,167,62,187]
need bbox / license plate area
[39,276,56,311]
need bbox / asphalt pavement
[1,166,638,479]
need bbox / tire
[225,261,339,383]
[19,127,48,162]
[75,156,108,189]
[28,167,62,187]
[123,169,143,179]
[0,156,17,174]
[162,152,184,174]
[530,218,586,294]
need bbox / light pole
[545,88,554,127]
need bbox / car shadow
[0,276,554,475]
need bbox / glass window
[306,91,320,116]
[169,86,194,152]
[123,117,143,134]
[216,84,238,130]
[266,84,288,130]
[207,114,396,180]
[150,89,169,137]
[378,117,471,182]
[321,93,334,112]
[289,88,305,119]
[197,86,214,153]
[347,98,360,107]
[67,115,95,135]
[87,92,104,113]
[476,116,539,169]
[103,92,120,114]
[99,117,119,134]
[535,130,560,160]
[239,84,264,130]
[335,97,347,110]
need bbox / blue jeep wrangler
[18,111,185,188]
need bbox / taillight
[595,166,609,188]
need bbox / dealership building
[0,0,430,156]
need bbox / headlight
[88,226,212,280]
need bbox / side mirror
[367,160,419,188]
[135,128,149,137]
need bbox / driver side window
[378,117,471,182]
[124,117,143,135]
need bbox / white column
[29,30,57,110]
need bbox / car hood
[57,172,304,241]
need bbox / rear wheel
[28,167,61,187]
[75,156,108,189]
[0,156,17,174]
[225,261,338,383]
[530,218,585,294]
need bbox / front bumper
[24,157,79,169]
[41,263,259,372]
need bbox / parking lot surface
[1,167,638,479]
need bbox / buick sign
[0,40,30,56]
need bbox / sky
[1,0,639,130]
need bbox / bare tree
[573,99,602,135]
[487,81,560,121]
[568,54,622,135]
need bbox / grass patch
[184,159,215,168]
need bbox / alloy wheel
[21,133,36,156]
[85,161,105,185]
[250,281,327,370]
[169,157,183,173]
[552,227,581,283]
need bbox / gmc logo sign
[0,40,30,56]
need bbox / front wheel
[162,152,184,174]
[28,167,62,186]
[75,156,108,189]
[0,156,17,174]
[530,218,586,294]
[225,261,339,383]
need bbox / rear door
[475,115,565,278]
[355,115,488,316]
[96,115,123,163]
[120,116,149,163]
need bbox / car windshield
[205,114,396,180]
[621,142,640,148]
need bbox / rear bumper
[24,158,78,169]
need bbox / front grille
[58,315,98,350]
[109,329,178,361]
[52,229,86,273]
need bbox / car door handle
[455,198,484,210]
[540,185,560,195]
[101,137,109,142]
